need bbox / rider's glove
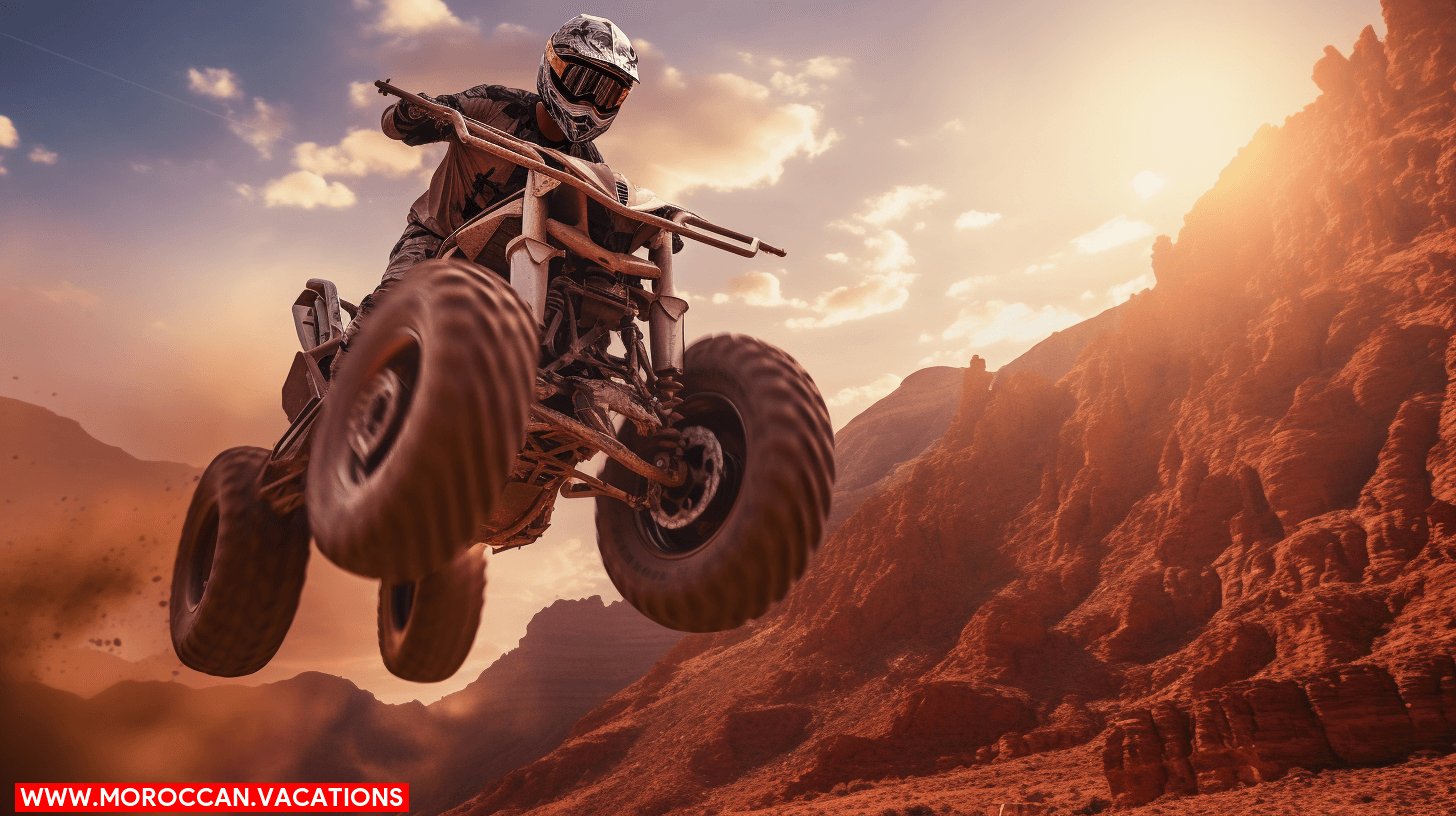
[395,99,430,124]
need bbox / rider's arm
[381,85,511,146]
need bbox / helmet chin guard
[537,14,638,143]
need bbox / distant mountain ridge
[828,366,963,529]
[0,396,198,684]
[2,595,682,816]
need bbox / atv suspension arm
[527,404,684,488]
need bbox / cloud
[826,373,902,408]
[227,97,289,158]
[294,129,422,178]
[1107,273,1155,304]
[370,0,471,35]
[597,41,840,200]
[354,14,540,96]
[831,184,944,235]
[940,301,1083,347]
[946,275,996,297]
[1132,170,1168,200]
[768,56,851,97]
[252,123,433,210]
[787,230,916,329]
[1071,215,1154,254]
[858,185,945,226]
[1023,262,1056,274]
[790,182,953,328]
[349,81,379,108]
[263,171,357,209]
[0,115,16,176]
[711,271,806,308]
[943,119,965,132]
[186,67,241,99]
[34,281,101,309]
[954,210,1001,230]
[28,146,58,165]
[824,252,848,263]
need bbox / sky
[0,0,1385,702]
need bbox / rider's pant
[341,221,443,346]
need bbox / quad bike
[170,81,835,683]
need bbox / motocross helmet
[536,14,639,143]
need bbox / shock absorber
[542,282,568,354]
[647,229,687,424]
[506,170,565,328]
[654,372,684,424]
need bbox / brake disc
[648,425,723,530]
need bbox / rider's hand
[415,95,458,127]
[398,97,454,127]
[397,99,429,122]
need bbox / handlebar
[375,80,787,259]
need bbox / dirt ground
[726,745,1456,816]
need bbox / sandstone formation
[832,310,1128,532]
[1103,655,1456,805]
[452,3,1456,814]
[828,366,963,529]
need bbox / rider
[338,13,639,355]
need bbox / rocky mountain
[831,312,1126,531]
[2,596,683,815]
[451,3,1456,814]
[421,597,685,814]
[828,366,963,529]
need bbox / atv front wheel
[595,334,835,632]
[170,446,311,676]
[377,545,486,682]
[308,259,537,580]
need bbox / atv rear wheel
[171,446,311,677]
[308,259,537,580]
[377,545,486,683]
[595,334,835,632]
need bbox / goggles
[546,48,632,112]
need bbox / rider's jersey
[383,84,603,239]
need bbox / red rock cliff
[458,2,1456,814]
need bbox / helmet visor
[547,49,631,112]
